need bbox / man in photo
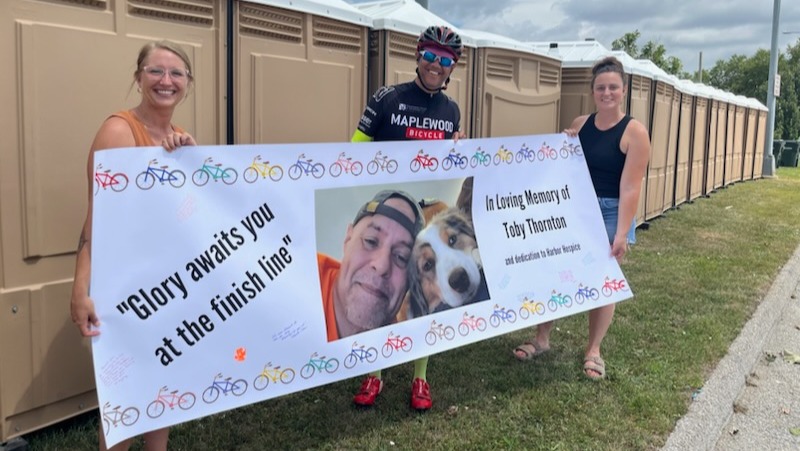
[318,190,423,342]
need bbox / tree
[610,30,684,77]
[611,30,640,58]
[706,45,800,140]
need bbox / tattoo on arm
[77,232,89,252]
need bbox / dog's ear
[419,198,449,224]
[456,177,473,216]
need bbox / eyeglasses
[142,66,191,81]
[420,50,455,68]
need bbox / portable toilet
[464,30,561,138]
[355,0,476,137]
[662,73,682,213]
[635,59,679,220]
[686,81,709,202]
[528,40,612,131]
[709,87,732,190]
[0,0,221,441]
[723,92,738,186]
[752,99,768,178]
[690,83,721,197]
[673,79,697,207]
[235,0,372,143]
[730,95,748,183]
[740,95,759,180]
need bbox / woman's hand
[162,132,196,151]
[71,295,101,337]
[610,234,628,263]
[453,130,467,143]
[562,128,579,137]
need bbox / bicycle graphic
[575,284,600,304]
[202,373,247,403]
[547,290,573,312]
[366,151,398,174]
[489,304,517,327]
[193,157,238,186]
[146,386,196,418]
[470,147,491,167]
[518,297,546,319]
[515,143,536,163]
[425,320,456,345]
[458,312,487,336]
[559,141,583,158]
[135,159,186,190]
[381,331,413,358]
[329,152,363,177]
[288,153,325,180]
[493,146,514,165]
[343,341,378,369]
[101,402,139,435]
[243,154,283,182]
[601,277,629,297]
[94,164,128,195]
[442,148,468,170]
[300,352,340,379]
[537,142,558,161]
[410,149,439,172]
[254,362,296,390]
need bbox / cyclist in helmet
[349,25,466,412]
[351,25,465,142]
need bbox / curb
[661,244,800,451]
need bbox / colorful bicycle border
[96,141,582,193]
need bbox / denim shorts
[597,197,636,245]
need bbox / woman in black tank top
[513,56,651,380]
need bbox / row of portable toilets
[0,0,770,441]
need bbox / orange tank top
[110,110,185,146]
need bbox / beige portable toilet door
[0,0,221,441]
[688,96,708,201]
[662,84,681,212]
[235,1,369,144]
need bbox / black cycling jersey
[357,81,460,142]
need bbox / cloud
[347,0,800,71]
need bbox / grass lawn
[25,167,800,450]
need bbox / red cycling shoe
[353,375,383,406]
[410,378,432,411]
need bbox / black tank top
[579,113,632,198]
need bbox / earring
[137,86,142,93]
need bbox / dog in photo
[404,179,488,319]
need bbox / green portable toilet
[773,140,784,161]
[781,140,799,167]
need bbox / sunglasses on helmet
[420,50,455,68]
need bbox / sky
[346,0,800,74]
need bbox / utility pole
[763,0,781,177]
[697,52,703,83]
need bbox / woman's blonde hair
[134,40,193,81]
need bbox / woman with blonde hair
[70,40,196,450]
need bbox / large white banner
[91,134,632,446]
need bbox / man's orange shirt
[318,253,340,341]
